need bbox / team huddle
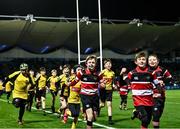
[0,52,173,129]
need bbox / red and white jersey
[150,66,172,98]
[126,66,158,106]
[74,68,102,96]
[119,85,128,95]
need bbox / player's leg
[13,98,26,125]
[18,99,26,125]
[106,91,113,124]
[123,95,128,110]
[68,104,80,129]
[81,106,86,120]
[86,108,94,129]
[99,88,106,108]
[152,98,165,128]
[92,95,99,122]
[61,96,68,122]
[36,89,41,109]
[6,92,11,103]
[119,95,123,109]
[80,94,94,129]
[30,91,35,111]
[41,89,46,115]
[145,106,153,128]
[50,90,56,113]
[135,106,153,129]
[28,91,34,112]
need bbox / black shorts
[80,94,99,112]
[12,98,27,108]
[50,90,58,97]
[6,91,11,94]
[120,95,127,101]
[68,103,80,117]
[36,89,46,98]
[152,98,165,122]
[100,89,113,102]
[135,106,153,126]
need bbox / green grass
[0,90,180,128]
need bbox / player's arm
[163,69,174,84]
[98,69,106,80]
[46,77,51,88]
[152,71,163,92]
[3,71,21,87]
[124,72,132,86]
[122,72,131,91]
[112,73,118,90]
[69,70,82,86]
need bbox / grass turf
[0,90,180,128]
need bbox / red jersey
[150,66,172,98]
[127,66,159,106]
[118,75,128,95]
[74,68,102,96]
[119,85,128,95]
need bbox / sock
[19,105,25,121]
[71,122,76,129]
[141,125,147,129]
[109,116,112,121]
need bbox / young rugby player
[26,69,36,112]
[118,67,129,110]
[125,52,160,129]
[47,69,60,113]
[99,59,115,124]
[59,65,71,119]
[63,65,83,129]
[69,55,102,129]
[35,67,47,115]
[3,63,35,125]
[148,54,173,128]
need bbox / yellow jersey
[37,75,47,89]
[47,76,59,92]
[5,81,13,92]
[7,71,32,99]
[59,74,67,88]
[60,74,70,97]
[0,81,3,90]
[68,80,81,104]
[100,69,115,90]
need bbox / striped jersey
[150,66,172,98]
[72,68,102,96]
[126,66,158,106]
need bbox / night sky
[0,0,179,22]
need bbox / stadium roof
[0,19,179,55]
[0,0,180,55]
